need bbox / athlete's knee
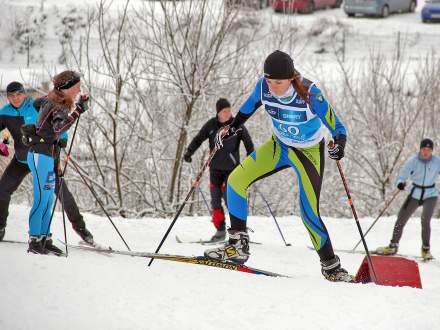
[227,169,250,195]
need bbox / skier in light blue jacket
[376,138,440,260]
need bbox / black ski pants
[209,169,231,210]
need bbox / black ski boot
[73,226,94,245]
[28,236,49,255]
[0,226,5,241]
[43,234,64,256]
[321,255,355,282]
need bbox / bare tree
[132,0,257,206]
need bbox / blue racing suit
[226,77,347,261]
[27,99,80,236]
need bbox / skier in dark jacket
[25,71,89,255]
[376,138,440,260]
[183,98,254,242]
[0,81,93,245]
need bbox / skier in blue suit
[25,71,89,255]
[205,50,353,282]
[0,81,94,246]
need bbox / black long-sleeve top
[31,99,79,157]
[186,116,254,171]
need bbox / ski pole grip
[328,140,335,150]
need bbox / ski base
[1,239,27,245]
[175,235,262,246]
[68,243,289,278]
[175,235,225,245]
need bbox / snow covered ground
[1,204,440,330]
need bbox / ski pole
[148,147,219,267]
[190,162,211,215]
[198,186,211,215]
[66,154,131,251]
[330,141,378,284]
[255,187,291,247]
[43,117,81,250]
[59,179,69,257]
[351,189,400,252]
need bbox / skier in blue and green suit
[205,50,353,282]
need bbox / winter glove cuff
[328,134,346,160]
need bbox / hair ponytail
[47,88,74,109]
[291,70,310,105]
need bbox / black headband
[57,72,81,90]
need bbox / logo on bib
[278,123,300,136]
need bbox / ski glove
[397,182,406,190]
[76,94,90,114]
[328,134,346,161]
[214,126,230,150]
[0,143,9,157]
[214,125,241,150]
[183,151,192,163]
[58,139,68,148]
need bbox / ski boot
[321,255,355,283]
[375,243,398,255]
[74,226,94,245]
[206,229,226,244]
[0,226,5,241]
[28,236,49,255]
[42,234,64,256]
[207,220,226,243]
[421,246,434,261]
[204,229,250,264]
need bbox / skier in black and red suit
[183,98,254,242]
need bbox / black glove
[397,182,406,190]
[183,152,192,163]
[215,126,230,150]
[58,139,68,148]
[328,134,346,160]
[76,94,90,114]
[214,125,241,149]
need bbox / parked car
[272,0,342,14]
[421,0,440,22]
[344,0,417,17]
[227,0,271,9]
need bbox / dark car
[422,0,440,22]
[272,0,342,14]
